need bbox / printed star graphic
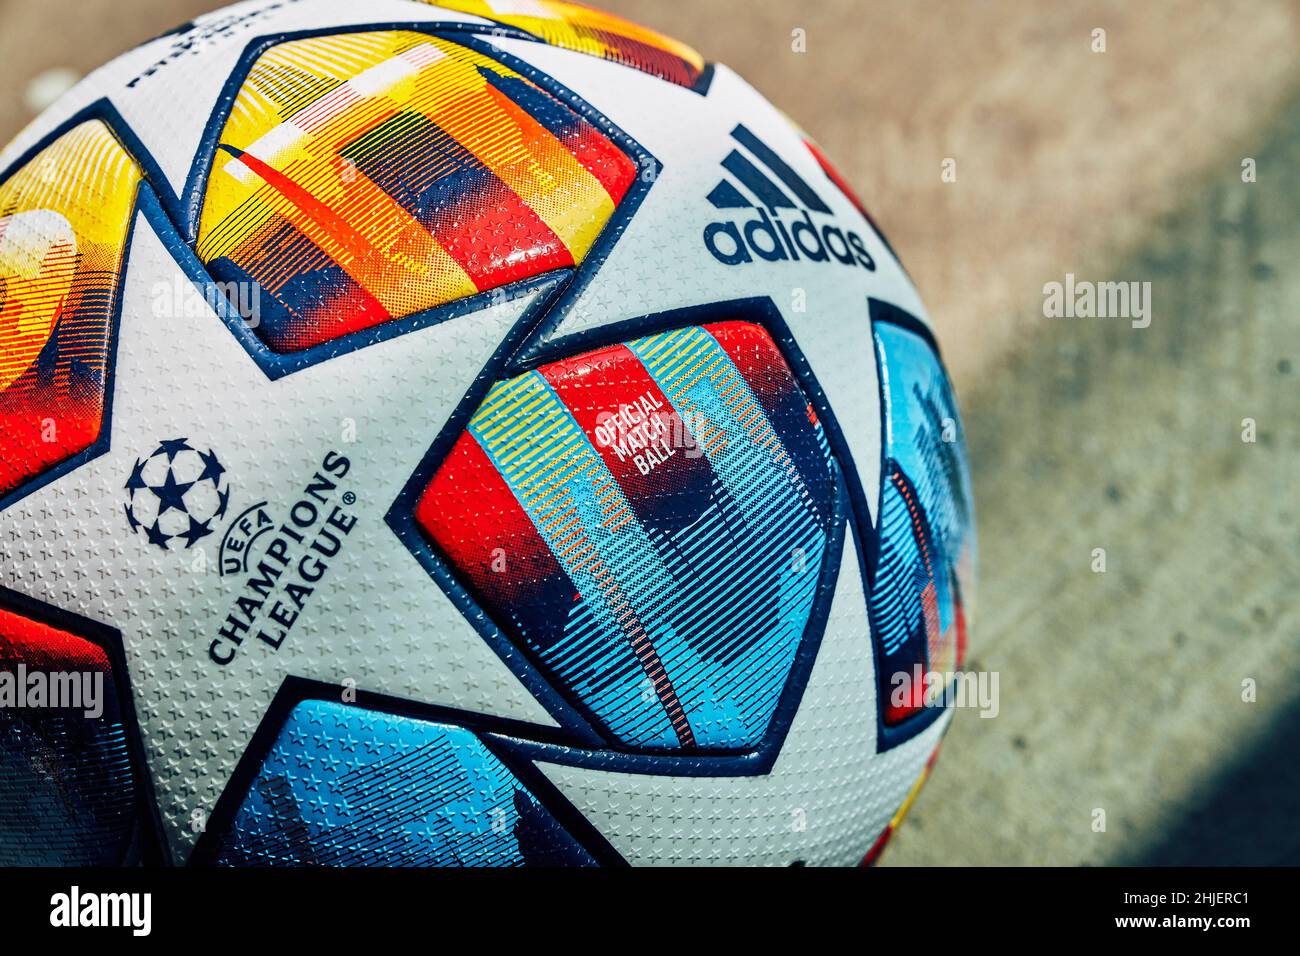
[150,468,194,516]
[178,515,213,548]
[196,448,226,485]
[144,520,171,550]
[215,485,231,520]
[0,272,550,859]
[125,458,148,493]
[123,502,141,532]
[155,437,193,461]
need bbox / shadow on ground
[883,92,1300,866]
[1123,692,1300,865]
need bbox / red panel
[561,124,637,204]
[0,605,111,672]
[422,175,571,292]
[416,431,577,639]
[0,404,104,499]
[538,343,706,519]
[804,139,871,223]
[708,321,801,415]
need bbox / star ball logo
[124,438,231,550]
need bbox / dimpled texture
[0,121,141,498]
[0,0,972,866]
[210,699,596,866]
[195,28,635,353]
[417,322,836,752]
[0,607,138,866]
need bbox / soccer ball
[0,0,974,867]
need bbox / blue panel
[629,327,831,746]
[454,324,836,752]
[0,614,138,866]
[0,711,136,866]
[870,320,976,729]
[213,700,596,867]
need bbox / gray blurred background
[3,0,1297,864]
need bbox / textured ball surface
[0,0,974,866]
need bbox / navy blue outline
[0,584,172,866]
[456,14,716,97]
[178,20,533,241]
[0,134,147,515]
[516,295,883,592]
[868,296,971,751]
[386,295,851,776]
[490,476,841,778]
[140,185,572,381]
[0,99,181,214]
[389,295,973,761]
[161,20,661,379]
[188,675,628,867]
[447,32,663,341]
[693,62,718,96]
[182,23,709,239]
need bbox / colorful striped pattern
[870,322,975,725]
[196,30,636,353]
[211,699,595,866]
[0,122,141,498]
[422,0,705,88]
[0,605,138,866]
[861,742,943,865]
[418,322,835,750]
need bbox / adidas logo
[703,124,876,272]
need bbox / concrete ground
[1,0,1297,865]
[885,94,1300,866]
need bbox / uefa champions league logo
[124,438,231,551]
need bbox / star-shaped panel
[0,121,142,505]
[194,29,638,355]
[416,0,708,90]
[410,320,843,756]
[192,686,614,867]
[867,302,976,746]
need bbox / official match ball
[0,0,975,867]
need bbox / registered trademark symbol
[341,491,357,506]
